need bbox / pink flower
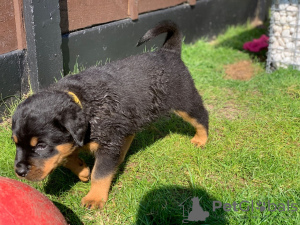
[243,35,269,52]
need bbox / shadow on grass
[53,201,84,225]
[44,114,196,194]
[44,166,83,195]
[136,185,228,225]
[116,114,196,184]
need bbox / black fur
[12,21,209,208]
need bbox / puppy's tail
[136,21,182,53]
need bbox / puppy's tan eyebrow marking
[12,135,18,144]
[30,137,38,147]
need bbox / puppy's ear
[58,107,87,147]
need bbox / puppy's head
[11,91,87,181]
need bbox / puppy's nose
[15,163,30,177]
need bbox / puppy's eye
[35,143,47,152]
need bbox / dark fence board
[0,50,24,99]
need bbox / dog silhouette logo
[179,196,210,223]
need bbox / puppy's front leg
[63,149,90,182]
[81,135,134,209]
[81,163,115,209]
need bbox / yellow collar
[66,91,82,108]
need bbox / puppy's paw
[191,136,207,147]
[78,166,90,182]
[81,195,106,209]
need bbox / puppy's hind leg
[63,149,90,182]
[174,95,209,147]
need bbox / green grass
[1,23,300,224]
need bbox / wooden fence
[1,0,197,55]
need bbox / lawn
[0,23,299,224]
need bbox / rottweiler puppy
[11,21,209,209]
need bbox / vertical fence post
[188,0,196,5]
[23,0,63,92]
[128,0,139,20]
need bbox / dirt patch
[287,85,300,100]
[207,100,246,121]
[224,60,256,81]
[220,101,242,120]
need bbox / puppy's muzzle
[15,162,31,177]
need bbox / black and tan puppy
[11,21,209,209]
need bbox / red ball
[0,177,67,225]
